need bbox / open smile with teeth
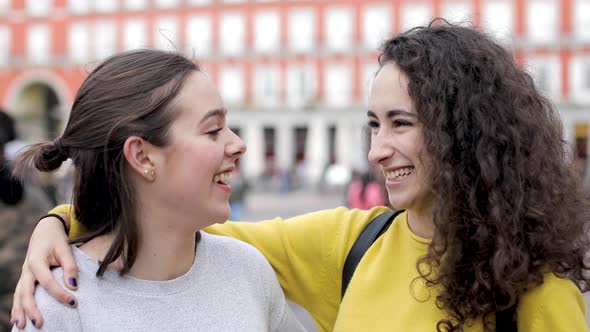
[385,167,414,181]
[213,171,233,185]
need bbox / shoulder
[201,232,269,265]
[284,206,391,232]
[29,268,81,331]
[206,206,391,244]
[199,232,279,294]
[519,273,582,306]
[517,273,587,331]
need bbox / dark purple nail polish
[69,299,76,306]
[32,319,37,326]
[15,319,19,325]
[69,278,77,287]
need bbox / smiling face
[151,71,246,225]
[367,62,431,213]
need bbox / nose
[227,128,246,159]
[367,131,392,166]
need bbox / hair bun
[53,138,68,160]
[34,138,68,172]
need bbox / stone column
[276,122,294,173]
[241,123,265,180]
[305,116,329,186]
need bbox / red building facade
[1,0,589,183]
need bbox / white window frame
[26,0,52,17]
[154,0,179,9]
[286,63,317,108]
[288,8,315,53]
[570,56,590,103]
[123,19,147,50]
[0,25,10,66]
[440,1,473,24]
[526,0,558,44]
[220,13,245,56]
[481,0,514,43]
[400,2,432,32]
[254,10,280,54]
[94,0,118,13]
[325,6,353,52]
[362,4,392,49]
[68,22,90,63]
[0,0,10,15]
[68,0,90,15]
[125,0,148,11]
[220,66,245,105]
[188,0,212,5]
[254,65,281,107]
[186,15,212,56]
[525,55,561,99]
[574,0,590,42]
[324,63,352,107]
[93,20,117,59]
[27,24,51,64]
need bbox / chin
[213,204,232,223]
[386,194,412,211]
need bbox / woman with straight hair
[10,49,303,331]
[12,21,590,331]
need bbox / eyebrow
[366,109,417,118]
[199,108,227,124]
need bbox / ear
[123,136,156,181]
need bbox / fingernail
[69,298,76,306]
[32,319,37,326]
[15,319,19,325]
[69,277,77,287]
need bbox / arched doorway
[10,82,62,142]
[9,82,65,205]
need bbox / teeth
[213,171,233,183]
[385,167,414,180]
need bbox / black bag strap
[341,209,517,332]
[341,210,403,299]
[496,305,517,332]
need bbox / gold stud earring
[144,169,156,177]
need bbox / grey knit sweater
[14,232,306,332]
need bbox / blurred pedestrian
[346,168,386,210]
[229,170,249,220]
[0,111,52,332]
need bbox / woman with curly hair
[11,21,590,331]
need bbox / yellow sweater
[59,205,588,332]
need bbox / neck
[80,200,202,281]
[406,206,435,239]
[130,220,198,280]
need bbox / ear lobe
[123,136,155,179]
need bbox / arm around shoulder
[12,271,82,332]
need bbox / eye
[393,119,412,127]
[207,128,223,136]
[367,120,379,134]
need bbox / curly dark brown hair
[378,20,590,331]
